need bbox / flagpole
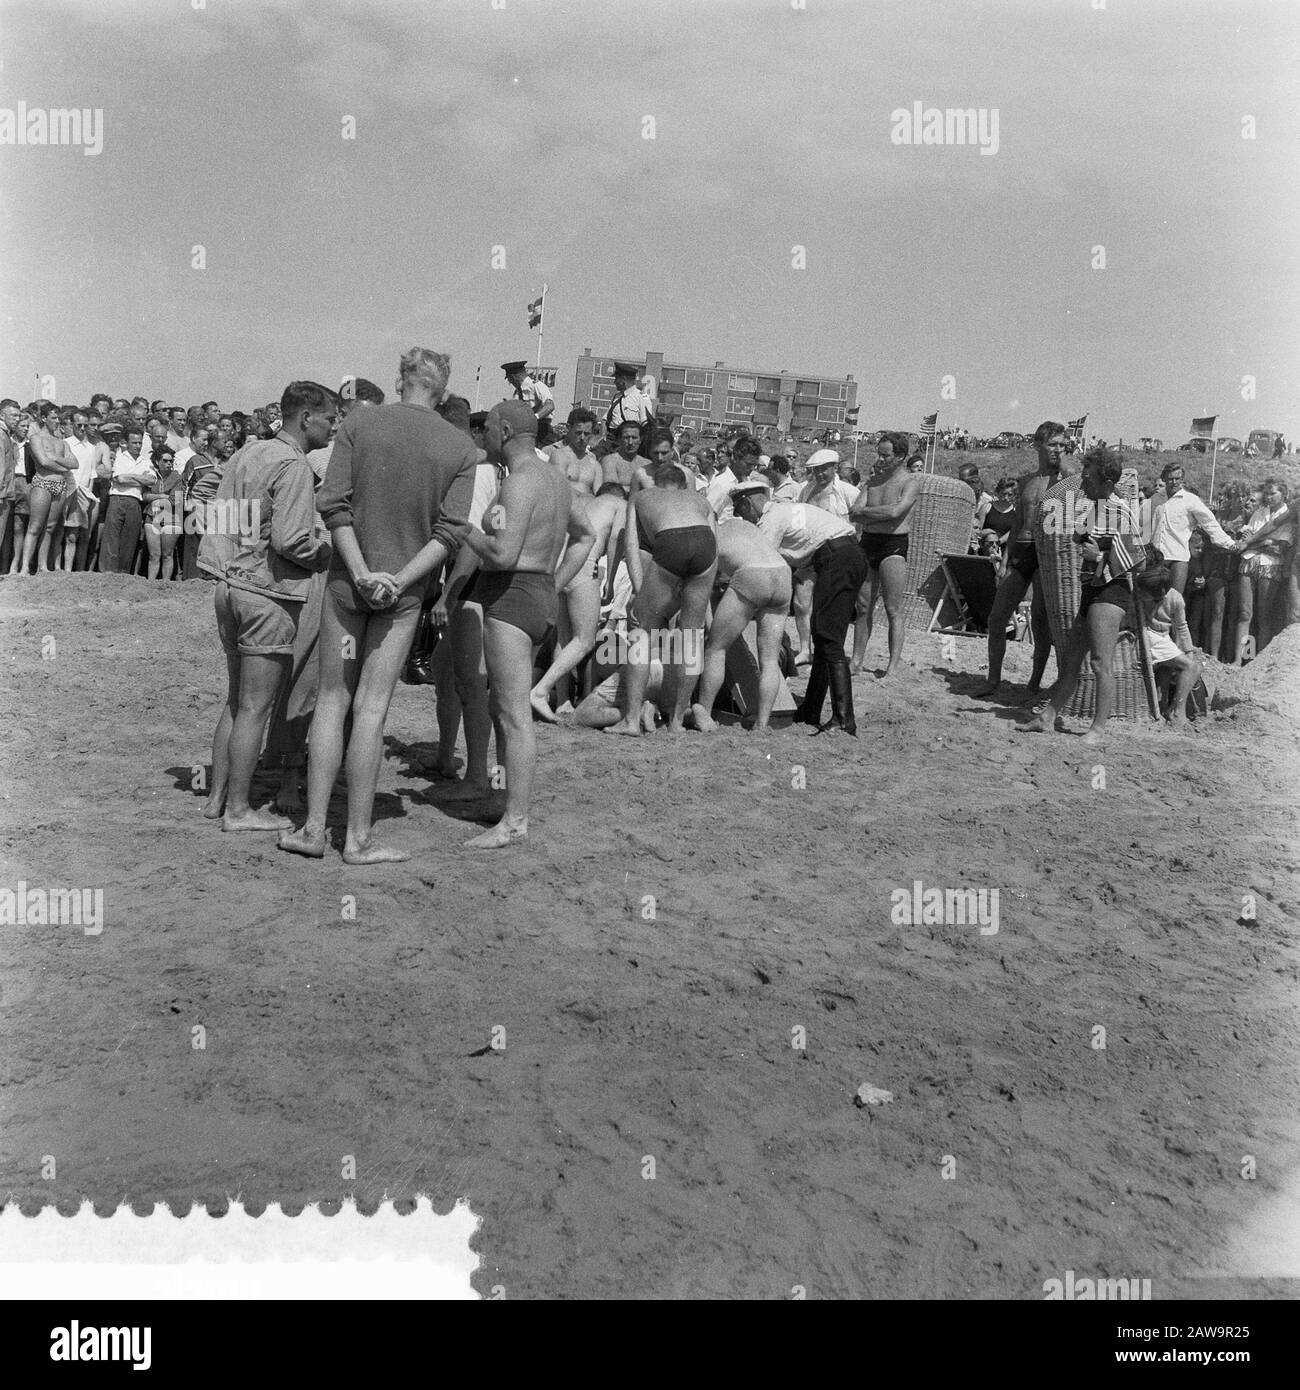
[534,282,547,377]
[1209,428,1219,505]
[473,365,481,413]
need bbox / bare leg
[1020,611,1090,734]
[205,652,240,819]
[438,601,493,796]
[1081,601,1124,744]
[1233,574,1254,665]
[877,553,908,676]
[531,575,599,721]
[342,605,420,863]
[1166,652,1199,729]
[430,635,462,775]
[21,488,51,574]
[1027,581,1053,691]
[39,492,66,571]
[144,524,162,580]
[279,591,363,857]
[466,617,536,848]
[850,578,872,673]
[792,575,813,662]
[692,586,751,733]
[754,606,788,730]
[9,514,27,574]
[975,569,1028,696]
[608,563,677,736]
[667,562,716,731]
[222,651,293,829]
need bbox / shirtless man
[601,420,642,496]
[548,407,603,496]
[22,403,77,574]
[609,465,718,735]
[973,420,1069,698]
[849,432,921,677]
[529,483,626,721]
[690,510,792,733]
[457,400,596,847]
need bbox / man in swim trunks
[1019,446,1141,745]
[548,407,604,496]
[849,432,921,677]
[456,399,596,847]
[23,402,77,574]
[530,483,626,721]
[611,463,718,735]
[198,380,336,833]
[690,508,792,733]
[601,419,642,496]
[974,419,1069,698]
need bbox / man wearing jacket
[198,381,336,831]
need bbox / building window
[682,391,710,412]
[684,369,714,389]
[726,396,754,415]
[589,384,615,403]
[820,381,848,401]
[728,374,756,393]
[591,359,614,380]
[756,376,780,394]
[678,415,703,431]
[753,402,779,425]
[660,367,685,385]
[816,405,845,424]
[795,379,820,396]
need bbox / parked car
[1179,439,1213,454]
[1216,437,1243,453]
[1138,437,1163,453]
[1248,429,1285,456]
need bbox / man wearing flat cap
[605,361,654,458]
[502,360,555,426]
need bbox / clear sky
[2,0,1296,444]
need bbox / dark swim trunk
[860,532,909,568]
[1008,540,1039,582]
[474,569,558,644]
[650,525,717,579]
[1078,574,1131,614]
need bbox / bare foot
[690,701,717,733]
[465,816,528,849]
[639,701,658,733]
[666,716,687,733]
[342,836,410,865]
[222,806,293,832]
[433,778,493,802]
[278,825,327,858]
[1080,728,1106,746]
[202,793,227,820]
[529,689,558,723]
[1167,714,1188,732]
[850,660,866,675]
[604,717,642,737]
[794,654,813,668]
[1017,713,1056,734]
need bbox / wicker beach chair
[899,474,979,631]
[1032,471,1151,720]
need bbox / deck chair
[929,553,1000,634]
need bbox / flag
[919,412,938,438]
[532,368,557,388]
[845,405,860,425]
[1066,415,1087,441]
[527,294,544,329]
[1190,415,1217,439]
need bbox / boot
[827,660,857,736]
[794,657,830,727]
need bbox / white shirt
[165,431,188,454]
[518,375,554,415]
[66,435,98,499]
[108,450,158,500]
[468,462,500,530]
[606,387,654,434]
[706,466,739,519]
[757,500,856,566]
[774,479,801,502]
[799,476,859,518]
[1151,487,1233,562]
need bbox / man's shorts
[729,564,793,612]
[326,568,421,619]
[62,491,91,528]
[475,569,558,644]
[1146,630,1184,665]
[1007,540,1038,583]
[1077,575,1131,615]
[215,580,298,657]
[860,532,909,568]
[12,477,30,518]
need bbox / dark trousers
[799,538,868,724]
[100,495,142,573]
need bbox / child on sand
[1133,563,1200,730]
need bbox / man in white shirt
[165,407,189,454]
[604,361,654,456]
[734,483,866,735]
[99,425,157,573]
[62,409,100,570]
[502,360,554,426]
[1151,462,1234,593]
[799,448,858,518]
[706,456,739,519]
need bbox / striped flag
[1190,415,1217,439]
[845,405,860,426]
[527,294,544,328]
[1067,415,1087,438]
[919,411,938,438]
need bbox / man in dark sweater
[279,347,476,865]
